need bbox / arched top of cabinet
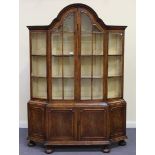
[27,3,127,31]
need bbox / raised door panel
[28,103,45,141]
[47,108,76,141]
[110,106,126,137]
[79,108,108,140]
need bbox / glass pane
[93,25,101,33]
[64,79,74,99]
[52,57,62,77]
[63,33,74,55]
[108,77,122,98]
[32,56,46,77]
[81,57,91,78]
[81,33,92,55]
[109,33,122,55]
[52,79,62,99]
[32,77,47,98]
[108,56,122,76]
[63,13,74,32]
[93,56,103,78]
[93,79,103,99]
[63,57,74,77]
[81,13,92,33]
[52,33,62,55]
[81,79,91,100]
[31,32,46,55]
[93,33,103,55]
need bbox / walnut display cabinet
[27,3,127,154]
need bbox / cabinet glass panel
[81,57,91,78]
[32,56,46,77]
[81,33,92,55]
[108,33,123,55]
[108,56,122,76]
[52,79,62,99]
[63,56,74,77]
[93,33,103,55]
[81,79,91,100]
[52,32,62,55]
[81,13,92,33]
[63,33,74,55]
[93,79,103,99]
[108,77,122,98]
[63,13,74,32]
[32,77,47,98]
[52,57,62,77]
[31,32,46,55]
[93,56,103,78]
[64,79,74,99]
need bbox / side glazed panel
[110,105,126,137]
[79,108,108,140]
[46,108,76,141]
[28,103,45,141]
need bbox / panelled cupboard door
[28,103,45,141]
[110,106,126,137]
[79,108,108,140]
[46,108,76,141]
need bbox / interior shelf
[31,54,46,56]
[108,75,122,78]
[108,54,122,56]
[81,54,103,56]
[52,54,74,56]
[31,75,46,78]
[81,76,103,79]
[52,77,74,78]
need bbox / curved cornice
[27,3,127,30]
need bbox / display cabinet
[27,3,127,153]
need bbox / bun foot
[28,140,36,147]
[118,140,126,146]
[101,145,110,153]
[45,146,54,154]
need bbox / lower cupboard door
[79,108,108,141]
[46,108,76,141]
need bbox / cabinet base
[45,146,54,154]
[101,145,110,153]
[118,140,126,146]
[27,140,36,147]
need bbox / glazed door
[30,31,47,99]
[50,9,105,101]
[51,10,77,100]
[107,32,124,99]
[78,10,105,100]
